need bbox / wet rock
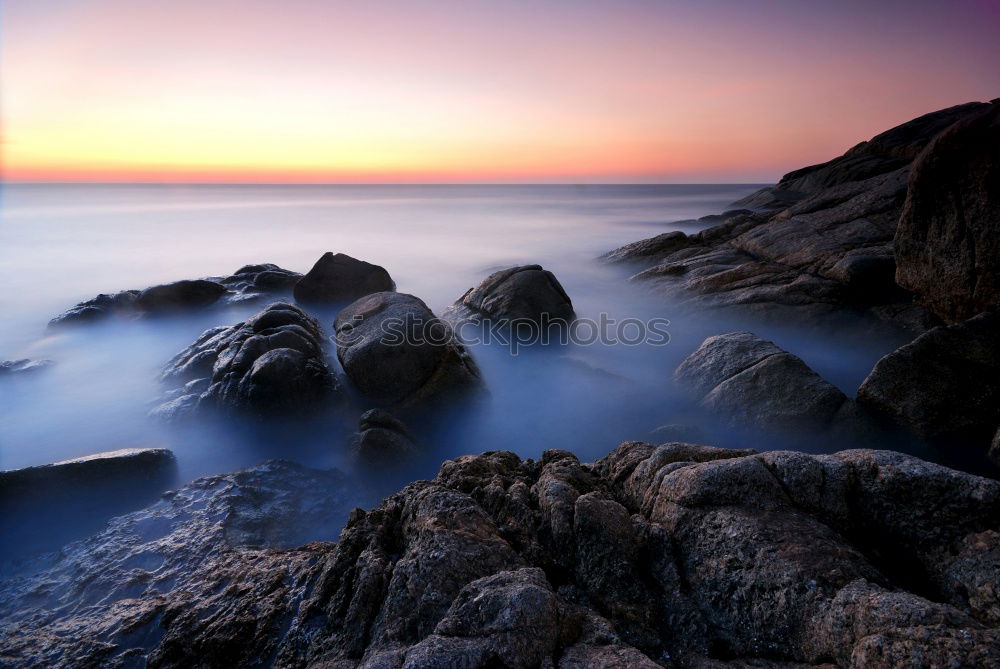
[675,332,848,431]
[218,263,302,302]
[895,100,1000,322]
[445,264,574,327]
[857,312,1000,451]
[335,292,483,409]
[48,289,139,327]
[134,279,227,313]
[0,359,53,375]
[293,252,395,305]
[350,409,418,465]
[601,231,692,266]
[155,302,340,418]
[3,443,998,667]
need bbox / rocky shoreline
[2,99,999,668]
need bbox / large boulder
[293,252,395,305]
[857,312,1000,450]
[895,100,1000,323]
[155,302,340,418]
[3,443,998,667]
[675,332,848,431]
[445,264,575,331]
[134,279,228,313]
[335,292,483,409]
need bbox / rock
[675,332,848,431]
[445,264,575,333]
[293,252,395,305]
[335,292,483,409]
[991,428,1000,466]
[218,263,302,302]
[134,279,227,313]
[350,409,418,465]
[601,231,692,266]
[154,302,341,418]
[894,100,1000,322]
[857,312,1000,450]
[0,359,53,375]
[47,289,139,327]
[3,443,998,667]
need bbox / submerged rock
[155,302,341,418]
[445,264,574,328]
[857,312,1000,453]
[0,359,53,375]
[2,443,997,667]
[293,252,395,305]
[349,408,419,465]
[895,100,1000,323]
[675,332,848,431]
[218,263,303,302]
[335,292,483,409]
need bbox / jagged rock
[857,312,1000,450]
[445,264,574,327]
[2,443,998,668]
[218,263,302,302]
[154,302,340,418]
[47,289,139,327]
[134,279,228,313]
[675,332,848,431]
[0,359,53,375]
[349,409,418,465]
[895,100,1000,323]
[293,252,395,305]
[335,292,483,409]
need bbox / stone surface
[48,289,140,327]
[2,443,998,668]
[293,252,395,305]
[895,100,1000,322]
[675,332,848,431]
[154,302,340,418]
[600,231,692,265]
[335,292,483,409]
[218,263,302,303]
[134,279,228,313]
[445,264,574,328]
[349,408,419,465]
[857,312,1000,448]
[0,359,53,375]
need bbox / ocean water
[0,184,918,493]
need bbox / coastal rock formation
[2,442,998,668]
[675,332,848,431]
[0,358,53,375]
[894,100,1000,322]
[604,101,996,329]
[445,264,575,328]
[48,263,301,327]
[155,302,340,418]
[293,252,395,305]
[334,292,483,409]
[349,409,418,465]
[857,312,1000,449]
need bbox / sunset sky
[3,0,998,183]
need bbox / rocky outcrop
[445,264,575,328]
[857,312,1000,450]
[349,409,419,465]
[293,252,395,305]
[605,102,996,330]
[2,442,998,668]
[0,359,52,375]
[675,332,848,431]
[154,302,340,419]
[48,263,301,327]
[335,292,483,409]
[894,100,1000,323]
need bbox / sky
[2,0,998,183]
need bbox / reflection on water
[0,184,920,493]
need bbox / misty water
[0,184,923,515]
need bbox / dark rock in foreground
[335,292,483,409]
[349,408,418,465]
[895,101,1000,323]
[2,442,998,668]
[675,332,848,431]
[0,359,53,375]
[155,302,340,419]
[293,252,395,305]
[445,264,575,328]
[858,312,1000,452]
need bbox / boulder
[218,263,302,302]
[445,264,575,328]
[3,443,998,667]
[895,100,1000,322]
[335,292,483,409]
[349,408,418,465]
[48,289,139,327]
[154,302,340,418]
[857,312,1000,449]
[675,332,848,431]
[134,279,227,313]
[0,359,53,375]
[293,252,395,305]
